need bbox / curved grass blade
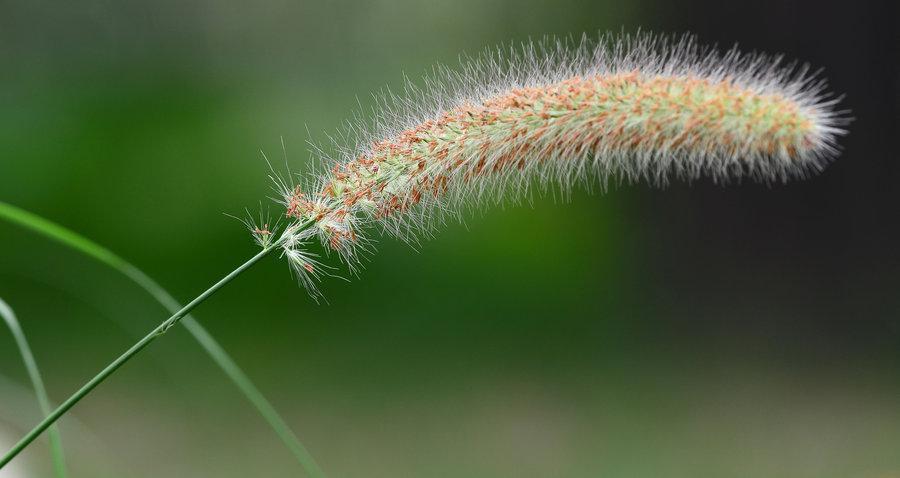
[0,297,68,478]
[0,372,101,449]
[0,201,325,478]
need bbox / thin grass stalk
[0,297,68,478]
[0,245,276,468]
[0,372,102,449]
[0,201,325,477]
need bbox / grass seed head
[270,32,849,297]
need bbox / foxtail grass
[1,31,847,470]
[273,33,847,296]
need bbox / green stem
[0,201,325,477]
[0,297,68,478]
[123,267,324,477]
[0,246,273,469]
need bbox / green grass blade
[0,297,68,478]
[0,372,101,447]
[0,201,325,478]
[2,246,275,468]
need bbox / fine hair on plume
[257,31,849,300]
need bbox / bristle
[269,32,848,297]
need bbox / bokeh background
[1,0,897,476]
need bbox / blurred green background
[1,0,898,477]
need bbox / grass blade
[0,372,102,449]
[0,297,68,478]
[0,201,325,477]
[3,246,276,469]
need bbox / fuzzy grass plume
[266,32,847,298]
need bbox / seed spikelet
[269,32,849,297]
